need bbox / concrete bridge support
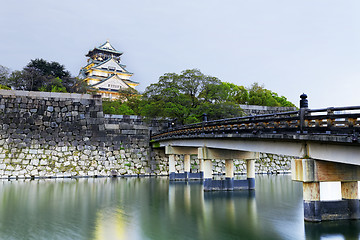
[168,154,177,180]
[166,146,201,180]
[184,154,191,179]
[292,159,360,221]
[199,147,258,191]
[165,146,258,189]
[247,159,255,190]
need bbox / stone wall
[240,104,297,116]
[152,150,292,176]
[0,90,161,179]
[0,90,293,179]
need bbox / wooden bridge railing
[151,106,360,141]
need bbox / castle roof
[92,57,133,75]
[86,40,123,57]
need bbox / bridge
[151,95,360,222]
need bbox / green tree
[5,59,79,93]
[25,58,71,80]
[67,77,89,94]
[7,70,26,90]
[221,82,249,104]
[141,69,243,124]
[38,77,67,93]
[102,88,142,116]
[23,58,73,91]
[0,65,10,86]
[102,100,136,115]
[247,83,295,107]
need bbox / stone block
[29,149,37,154]
[31,159,39,166]
[40,160,48,165]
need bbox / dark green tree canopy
[141,69,244,124]
[137,70,295,124]
[25,58,71,80]
[102,88,141,115]
[0,59,86,93]
[247,83,295,107]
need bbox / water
[0,175,359,240]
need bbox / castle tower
[79,40,139,99]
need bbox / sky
[1,0,360,108]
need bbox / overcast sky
[1,0,360,108]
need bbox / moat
[0,175,358,240]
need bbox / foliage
[66,77,89,94]
[38,77,67,93]
[137,70,295,124]
[102,100,136,115]
[26,58,71,79]
[0,61,296,122]
[247,83,295,107]
[0,65,10,86]
[102,88,141,115]
[221,82,249,104]
[118,87,139,102]
[1,59,82,93]
[140,69,244,124]
[0,84,10,90]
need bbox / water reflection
[305,221,360,240]
[0,176,358,239]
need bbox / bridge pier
[166,146,202,181]
[292,159,360,221]
[198,155,204,179]
[247,159,255,190]
[199,147,258,191]
[184,154,190,179]
[168,154,177,180]
[225,159,234,190]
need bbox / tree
[67,77,89,94]
[25,58,71,80]
[247,83,295,107]
[6,70,27,90]
[4,59,79,92]
[102,100,136,115]
[221,82,249,104]
[118,87,139,102]
[140,69,244,124]
[102,88,142,116]
[0,65,10,86]
[38,77,67,93]
[22,58,74,91]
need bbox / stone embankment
[239,104,297,116]
[0,90,160,179]
[0,90,294,179]
[152,150,292,176]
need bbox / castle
[79,40,139,99]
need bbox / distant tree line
[0,59,87,93]
[104,69,296,124]
[0,61,295,124]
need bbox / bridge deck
[151,106,360,166]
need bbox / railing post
[327,107,334,130]
[202,113,208,122]
[299,93,308,132]
[202,113,207,131]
